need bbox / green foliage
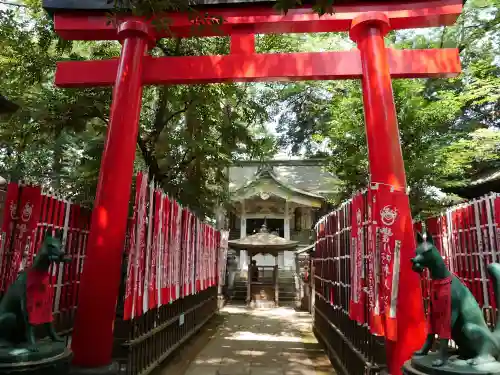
[269,0,500,217]
[0,1,118,203]
[1,0,499,221]
[0,2,276,216]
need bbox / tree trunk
[52,128,64,192]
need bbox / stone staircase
[229,270,297,306]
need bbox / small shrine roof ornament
[228,223,298,252]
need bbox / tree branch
[145,38,187,144]
[147,101,193,144]
[137,134,160,178]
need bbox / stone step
[234,278,296,284]
[233,281,296,286]
[231,291,297,300]
[232,288,296,294]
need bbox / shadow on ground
[156,303,336,375]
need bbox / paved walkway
[158,304,336,375]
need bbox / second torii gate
[43,1,463,374]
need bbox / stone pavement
[181,304,336,375]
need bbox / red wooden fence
[0,182,91,333]
[313,190,500,374]
[418,194,500,325]
[122,171,220,321]
[0,175,222,344]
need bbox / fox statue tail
[487,263,500,336]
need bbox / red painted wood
[52,0,462,40]
[48,1,464,371]
[70,21,151,368]
[54,48,460,87]
[230,34,256,54]
[350,12,426,375]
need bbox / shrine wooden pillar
[71,20,155,370]
[349,12,426,375]
[274,254,279,306]
[240,200,248,272]
[246,252,251,304]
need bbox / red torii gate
[44,1,463,374]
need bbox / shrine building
[225,159,339,271]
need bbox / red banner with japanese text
[7,186,43,289]
[366,188,384,336]
[195,218,202,293]
[326,213,334,306]
[370,184,421,343]
[209,225,214,287]
[169,200,177,301]
[204,224,209,290]
[189,212,195,295]
[181,209,189,297]
[171,200,182,301]
[349,192,365,324]
[124,173,139,320]
[161,194,171,305]
[216,230,221,286]
[148,189,161,310]
[200,223,206,291]
[142,181,154,314]
[210,227,219,286]
[495,196,500,267]
[0,183,19,292]
[123,217,138,320]
[134,172,148,318]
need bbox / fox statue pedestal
[0,230,72,374]
[0,342,72,375]
[403,353,500,375]
[403,231,500,375]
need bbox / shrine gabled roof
[229,160,340,197]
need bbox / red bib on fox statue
[26,269,53,325]
[428,276,452,339]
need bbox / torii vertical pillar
[350,12,426,375]
[71,20,154,370]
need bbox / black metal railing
[113,287,217,375]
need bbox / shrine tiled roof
[229,159,340,197]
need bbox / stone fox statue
[411,231,500,367]
[0,230,70,351]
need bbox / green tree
[270,0,500,216]
[0,1,277,216]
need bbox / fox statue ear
[416,232,424,244]
[44,227,54,238]
[54,228,63,240]
[424,231,434,245]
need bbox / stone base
[403,353,500,375]
[0,341,72,375]
[249,300,277,309]
[70,362,119,375]
[217,295,226,309]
